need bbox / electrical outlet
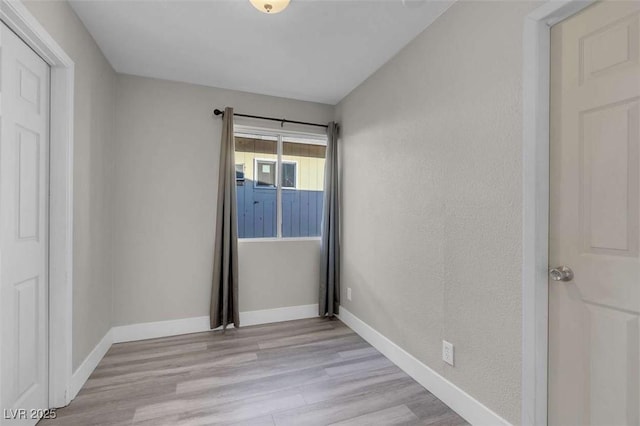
[347,287,352,301]
[442,340,454,366]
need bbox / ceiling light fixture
[249,0,290,14]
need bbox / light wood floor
[40,318,467,426]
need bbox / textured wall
[335,1,540,422]
[113,74,332,326]
[23,0,117,371]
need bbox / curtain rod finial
[213,108,224,117]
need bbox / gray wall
[113,74,332,326]
[23,0,117,371]
[239,240,319,312]
[335,1,540,423]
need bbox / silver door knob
[549,266,574,282]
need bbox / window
[255,160,276,188]
[282,162,297,189]
[235,129,326,239]
[235,163,245,185]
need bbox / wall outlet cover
[442,340,454,366]
[347,287,352,301]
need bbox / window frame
[234,125,327,240]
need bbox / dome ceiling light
[249,0,291,14]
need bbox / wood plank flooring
[40,318,467,426]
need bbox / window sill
[238,237,321,243]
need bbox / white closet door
[0,22,50,425]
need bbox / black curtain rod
[213,108,328,129]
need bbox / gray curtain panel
[210,107,240,330]
[319,122,340,317]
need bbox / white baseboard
[112,316,211,343]
[338,307,510,426]
[70,329,113,400]
[240,304,319,327]
[111,303,320,343]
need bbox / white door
[0,22,50,425]
[549,1,640,425]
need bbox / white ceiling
[69,0,454,105]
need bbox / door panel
[15,277,39,399]
[581,100,638,255]
[17,127,42,240]
[0,22,50,425]
[549,2,640,425]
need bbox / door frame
[521,1,596,425]
[0,0,75,408]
